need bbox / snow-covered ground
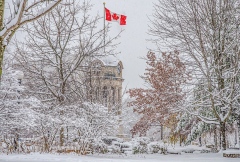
[0,153,239,162]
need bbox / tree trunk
[44,136,49,152]
[179,133,182,146]
[160,125,163,141]
[66,126,68,141]
[214,125,218,149]
[60,127,64,146]
[237,114,240,149]
[219,131,222,149]
[220,121,227,150]
[199,136,202,147]
[0,37,5,77]
[235,129,237,147]
[0,0,4,28]
[0,0,5,78]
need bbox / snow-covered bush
[120,142,132,154]
[132,137,151,145]
[148,141,167,154]
[102,137,123,154]
[102,136,123,146]
[182,148,195,153]
[91,139,108,154]
[132,137,150,154]
[109,141,122,154]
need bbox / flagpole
[103,2,106,53]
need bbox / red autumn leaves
[128,51,188,136]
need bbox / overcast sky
[8,0,158,90]
[91,0,158,90]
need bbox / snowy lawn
[0,153,240,162]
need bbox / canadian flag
[105,8,127,25]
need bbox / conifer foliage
[128,51,188,136]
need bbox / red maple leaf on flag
[112,13,119,20]
[120,15,126,25]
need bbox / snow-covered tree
[13,0,119,105]
[0,0,62,77]
[0,66,42,152]
[149,0,240,150]
[29,102,117,153]
[121,97,140,137]
[2,0,120,150]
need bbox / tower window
[118,88,121,102]
[111,87,115,105]
[103,86,108,106]
[95,87,99,101]
[104,73,116,79]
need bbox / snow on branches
[0,0,61,45]
[0,0,61,77]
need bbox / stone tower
[87,56,124,114]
